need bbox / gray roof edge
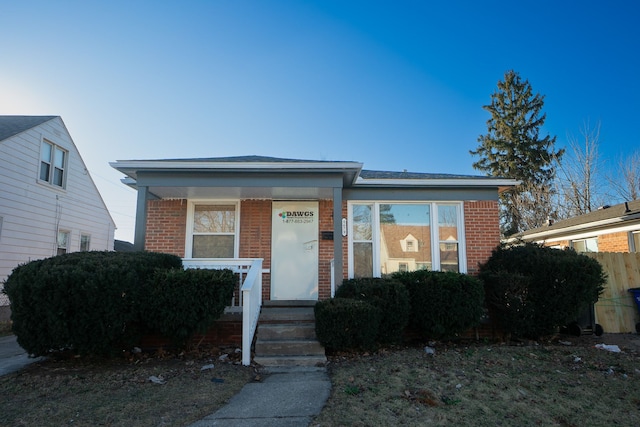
[514,199,640,239]
[0,115,59,142]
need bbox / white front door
[271,201,319,300]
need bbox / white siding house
[0,116,115,307]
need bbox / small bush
[393,270,485,339]
[335,277,409,344]
[3,251,182,356]
[479,243,606,339]
[315,298,380,351]
[141,268,235,346]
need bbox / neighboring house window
[57,230,70,255]
[572,238,598,253]
[631,231,640,253]
[187,202,238,258]
[80,234,91,251]
[405,239,415,252]
[349,202,465,277]
[40,140,67,188]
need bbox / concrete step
[263,300,317,308]
[255,339,325,356]
[253,354,327,367]
[253,303,326,368]
[258,323,317,340]
[258,307,316,323]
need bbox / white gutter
[110,160,363,171]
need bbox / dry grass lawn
[313,334,640,426]
[1,335,639,426]
[0,347,254,427]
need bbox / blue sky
[1,1,638,242]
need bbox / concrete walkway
[0,335,44,376]
[189,366,331,427]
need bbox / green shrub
[335,277,409,344]
[393,270,485,339]
[479,243,606,339]
[314,298,380,351]
[3,251,182,356]
[141,268,235,346]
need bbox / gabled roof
[0,116,57,142]
[513,199,640,242]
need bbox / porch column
[333,186,343,289]
[133,186,149,251]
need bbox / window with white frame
[349,202,465,277]
[40,140,67,188]
[57,230,70,255]
[572,237,598,252]
[80,234,91,251]
[187,202,238,258]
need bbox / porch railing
[182,258,264,366]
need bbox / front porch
[182,258,332,366]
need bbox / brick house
[511,199,640,253]
[110,156,517,364]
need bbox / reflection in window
[350,202,463,276]
[191,204,237,258]
[352,204,373,277]
[379,204,431,275]
[438,205,460,272]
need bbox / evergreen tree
[471,70,564,235]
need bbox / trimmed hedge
[3,251,234,356]
[314,298,380,351]
[393,270,485,339]
[335,277,409,344]
[142,268,235,346]
[479,243,606,339]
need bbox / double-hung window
[80,234,91,251]
[187,202,239,258]
[57,230,70,255]
[349,202,465,277]
[40,140,67,188]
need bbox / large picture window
[349,202,465,277]
[187,202,238,258]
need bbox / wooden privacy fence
[584,252,640,334]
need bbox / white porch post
[333,186,343,291]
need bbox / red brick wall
[145,199,187,256]
[143,198,502,295]
[239,200,272,300]
[598,232,630,252]
[464,200,500,275]
[140,313,243,349]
